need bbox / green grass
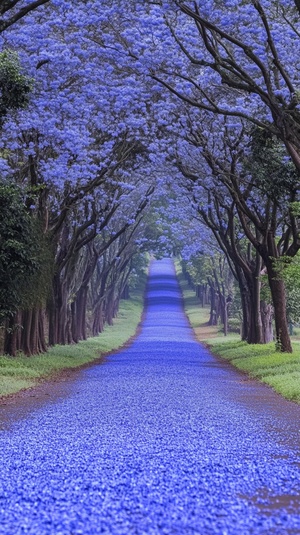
[176,261,300,403]
[0,281,146,398]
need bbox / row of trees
[0,2,160,355]
[130,0,300,352]
[1,0,300,354]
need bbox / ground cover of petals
[1,259,300,534]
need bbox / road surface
[1,259,300,534]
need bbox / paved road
[1,259,300,534]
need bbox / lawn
[176,265,300,403]
[0,281,145,398]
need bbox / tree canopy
[0,0,300,354]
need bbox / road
[1,258,300,534]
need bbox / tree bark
[266,262,292,352]
[260,301,273,343]
[208,285,218,325]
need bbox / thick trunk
[237,269,264,344]
[4,313,19,356]
[105,289,116,326]
[267,264,292,352]
[5,308,47,356]
[92,305,101,336]
[92,302,104,336]
[20,308,47,355]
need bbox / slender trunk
[22,309,33,356]
[48,298,56,346]
[236,268,252,341]
[30,308,39,355]
[113,298,119,318]
[223,298,228,337]
[71,301,79,343]
[48,276,60,346]
[81,288,88,340]
[105,291,115,326]
[209,285,217,325]
[75,286,88,340]
[121,284,130,300]
[66,304,73,344]
[260,301,274,343]
[38,309,47,352]
[240,288,251,341]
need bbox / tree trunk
[236,268,264,344]
[246,273,264,344]
[22,309,33,356]
[49,275,69,346]
[121,284,130,300]
[223,298,228,337]
[30,308,39,355]
[239,285,251,342]
[208,285,218,325]
[38,309,47,352]
[4,313,20,356]
[92,302,104,336]
[105,290,115,326]
[260,301,273,343]
[66,304,73,344]
[71,301,79,343]
[75,286,88,341]
[267,263,292,352]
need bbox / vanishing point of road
[1,259,300,534]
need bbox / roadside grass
[176,263,300,403]
[0,280,146,398]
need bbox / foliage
[246,128,299,201]
[0,181,43,322]
[273,254,300,324]
[182,254,211,286]
[127,253,149,291]
[0,0,300,354]
[0,50,32,121]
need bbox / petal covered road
[1,259,300,534]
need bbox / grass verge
[0,280,146,398]
[176,263,300,403]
